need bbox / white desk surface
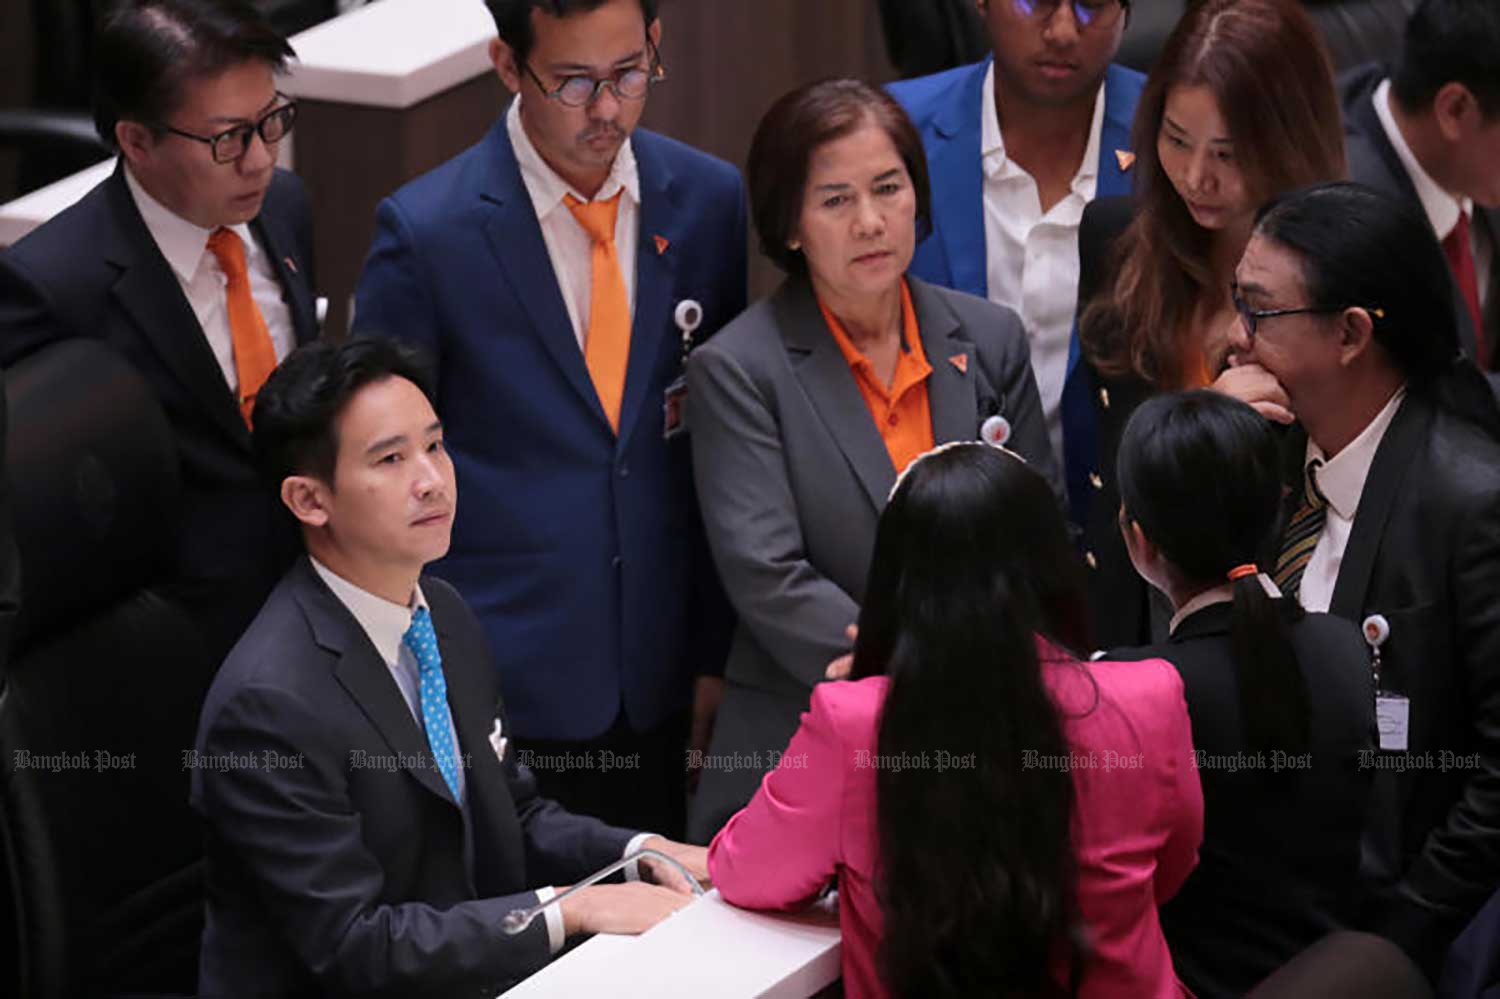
[500,889,842,999]
[280,0,497,109]
[0,158,114,248]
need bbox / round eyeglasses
[1010,0,1128,30]
[157,99,297,164]
[523,40,666,108]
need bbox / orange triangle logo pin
[653,234,670,256]
[949,353,968,374]
[1115,149,1136,172]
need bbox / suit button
[1089,472,1104,491]
[1085,550,1099,570]
[612,556,623,569]
[618,465,630,478]
[1098,387,1111,409]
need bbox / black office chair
[0,339,218,998]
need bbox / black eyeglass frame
[521,37,666,108]
[1008,0,1131,30]
[1230,281,1384,340]
[156,97,298,164]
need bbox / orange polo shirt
[819,279,935,474]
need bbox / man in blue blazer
[353,0,742,839]
[890,0,1143,486]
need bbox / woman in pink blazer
[709,443,1203,999]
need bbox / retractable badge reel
[1363,613,1408,752]
[663,299,702,440]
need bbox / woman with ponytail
[1112,389,1375,997]
[709,443,1202,998]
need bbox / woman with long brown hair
[1069,0,1347,646]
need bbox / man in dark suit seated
[191,338,707,997]
[0,0,320,662]
[1229,181,1500,984]
[1340,0,1500,382]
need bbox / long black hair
[1117,390,1310,758]
[850,443,1092,998]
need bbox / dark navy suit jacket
[888,57,1145,499]
[353,115,743,741]
[192,558,637,997]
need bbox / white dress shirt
[311,558,655,955]
[1375,79,1491,309]
[123,166,296,392]
[1168,574,1282,635]
[507,98,640,350]
[1297,388,1407,613]
[980,62,1105,463]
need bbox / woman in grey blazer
[685,79,1061,841]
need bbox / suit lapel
[778,279,896,511]
[927,59,989,298]
[478,120,611,427]
[910,278,977,445]
[1329,396,1432,618]
[618,134,679,452]
[102,167,250,450]
[297,561,460,808]
[1095,64,1139,199]
[251,198,318,346]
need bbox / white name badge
[1377,694,1410,752]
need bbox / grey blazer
[684,274,1059,840]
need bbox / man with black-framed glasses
[354,0,744,843]
[0,0,321,665]
[890,0,1140,483]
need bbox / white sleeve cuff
[534,887,564,955]
[623,831,656,882]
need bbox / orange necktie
[565,192,631,433]
[206,228,278,427]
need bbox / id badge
[1376,694,1410,752]
[663,375,688,440]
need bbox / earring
[787,240,802,251]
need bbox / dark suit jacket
[191,557,637,998]
[1072,194,1161,648]
[0,371,18,662]
[682,274,1060,841]
[1114,602,1375,998]
[1340,62,1500,379]
[1280,392,1500,976]
[0,163,318,657]
[353,115,741,742]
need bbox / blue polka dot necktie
[402,607,462,804]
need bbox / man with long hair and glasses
[889,0,1142,481]
[0,0,321,664]
[354,0,745,841]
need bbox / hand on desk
[558,881,693,936]
[639,835,709,892]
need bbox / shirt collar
[506,96,640,221]
[980,60,1104,191]
[1374,79,1472,240]
[1168,574,1282,635]
[1304,386,1407,521]
[310,557,429,666]
[122,164,255,284]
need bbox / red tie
[1443,210,1486,368]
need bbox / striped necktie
[1273,458,1327,598]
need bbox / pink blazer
[708,650,1203,999]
